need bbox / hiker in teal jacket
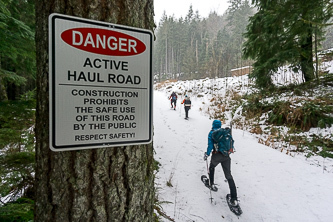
[206,119,221,155]
[204,119,238,206]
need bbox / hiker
[169,92,177,110]
[203,119,238,206]
[181,95,191,119]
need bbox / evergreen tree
[243,0,333,88]
[0,0,35,101]
[153,1,254,81]
[227,0,253,71]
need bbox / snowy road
[153,90,333,222]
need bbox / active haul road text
[68,71,141,84]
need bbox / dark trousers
[209,152,237,199]
[171,99,176,107]
[184,106,190,118]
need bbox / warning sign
[49,14,153,151]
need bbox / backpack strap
[211,129,218,153]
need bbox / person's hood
[212,120,221,130]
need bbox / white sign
[49,14,153,151]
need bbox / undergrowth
[0,198,34,222]
[243,99,333,131]
[0,91,36,221]
[210,73,333,159]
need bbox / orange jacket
[181,98,191,107]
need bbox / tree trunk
[35,0,155,221]
[300,25,314,82]
[314,25,319,82]
[0,56,8,101]
[0,76,8,101]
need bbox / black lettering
[134,76,141,84]
[126,75,133,84]
[93,58,102,68]
[68,70,77,81]
[117,75,125,83]
[108,74,141,85]
[77,71,87,81]
[83,58,93,68]
[122,61,128,71]
[113,60,121,70]
[108,74,116,83]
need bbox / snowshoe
[210,184,218,192]
[201,175,210,188]
[201,175,218,192]
[226,194,242,216]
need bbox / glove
[203,152,208,161]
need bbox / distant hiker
[181,95,191,119]
[169,92,177,110]
[204,119,238,206]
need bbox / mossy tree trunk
[34,0,155,221]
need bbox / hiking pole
[230,121,236,153]
[205,158,213,203]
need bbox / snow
[153,82,333,221]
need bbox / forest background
[153,0,333,82]
[0,0,333,220]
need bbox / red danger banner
[61,28,146,56]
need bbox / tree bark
[300,24,314,82]
[0,56,8,101]
[35,0,155,221]
[0,77,8,101]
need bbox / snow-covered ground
[153,80,333,221]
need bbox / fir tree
[243,0,333,88]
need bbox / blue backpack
[211,127,234,156]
